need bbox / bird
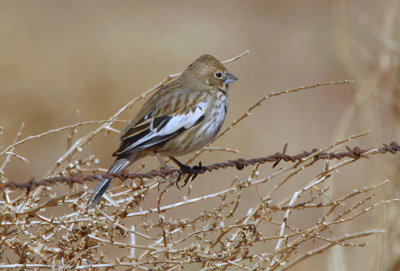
[87,54,238,208]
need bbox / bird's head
[180,54,238,94]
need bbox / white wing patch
[163,101,206,130]
[123,101,207,152]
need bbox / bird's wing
[113,90,207,157]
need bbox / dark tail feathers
[87,178,112,209]
[87,157,132,209]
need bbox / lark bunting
[87,54,238,208]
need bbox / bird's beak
[224,73,238,85]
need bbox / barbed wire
[1,141,399,192]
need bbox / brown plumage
[87,54,238,208]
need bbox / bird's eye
[214,72,223,79]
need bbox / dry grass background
[0,0,399,270]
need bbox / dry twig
[0,51,397,270]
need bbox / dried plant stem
[0,122,25,175]
[279,230,385,271]
[187,80,354,164]
[0,48,396,269]
[44,80,169,177]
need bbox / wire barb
[2,141,399,192]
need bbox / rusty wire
[1,141,399,192]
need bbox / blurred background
[0,0,399,270]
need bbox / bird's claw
[167,156,206,189]
[176,161,206,189]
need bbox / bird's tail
[87,156,133,209]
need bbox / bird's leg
[155,152,165,166]
[154,152,178,189]
[154,152,170,170]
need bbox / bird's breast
[157,92,228,156]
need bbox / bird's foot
[168,157,206,189]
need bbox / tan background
[0,1,399,270]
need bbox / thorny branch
[0,139,397,271]
[0,48,398,269]
[186,79,354,164]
